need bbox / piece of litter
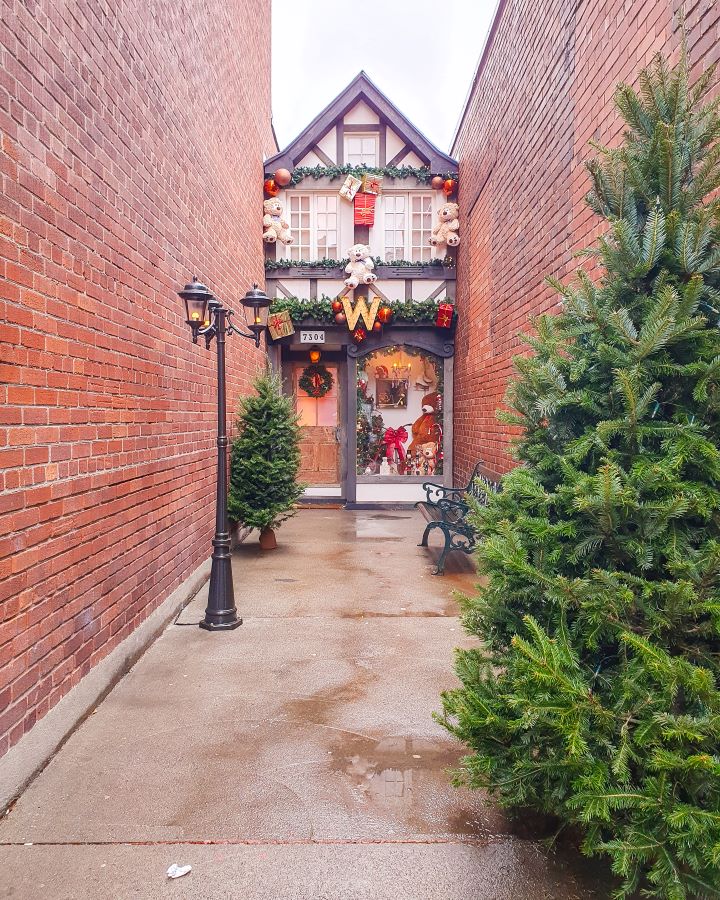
[166,864,192,879]
[24,843,32,847]
[412,754,421,759]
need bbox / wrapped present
[435,301,455,329]
[361,173,383,195]
[354,192,376,226]
[267,309,295,340]
[339,174,362,201]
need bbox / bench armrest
[436,497,471,525]
[421,481,464,505]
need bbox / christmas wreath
[299,363,333,398]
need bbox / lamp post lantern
[178,277,270,631]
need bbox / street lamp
[178,277,270,631]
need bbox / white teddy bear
[344,244,377,288]
[263,198,294,245]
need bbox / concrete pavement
[0,510,609,899]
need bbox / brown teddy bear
[429,202,460,251]
[263,198,294,245]
[408,391,442,456]
[418,441,438,476]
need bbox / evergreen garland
[286,164,458,187]
[228,370,305,531]
[438,52,720,899]
[269,296,451,325]
[264,256,447,271]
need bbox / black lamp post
[178,277,270,631]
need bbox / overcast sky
[271,0,498,156]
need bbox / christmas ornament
[354,193,376,226]
[352,326,367,344]
[274,168,292,187]
[331,300,343,313]
[374,365,389,379]
[299,363,333,398]
[372,321,382,332]
[361,173,383,195]
[264,178,279,197]
[377,305,393,325]
[435,301,454,328]
[267,309,295,340]
[342,295,380,330]
[334,312,347,324]
[431,175,445,190]
[339,174,362,201]
[442,178,456,196]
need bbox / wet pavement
[0,510,609,899]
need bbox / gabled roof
[265,71,457,174]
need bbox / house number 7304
[300,331,325,344]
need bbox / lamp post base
[199,616,243,631]
[199,539,241,631]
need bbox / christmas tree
[228,370,304,533]
[439,52,720,898]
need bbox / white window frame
[287,193,341,260]
[344,133,378,167]
[382,192,434,263]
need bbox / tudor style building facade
[263,73,459,505]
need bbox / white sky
[271,0,498,156]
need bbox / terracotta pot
[259,527,277,550]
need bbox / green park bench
[416,462,501,575]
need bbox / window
[344,134,378,167]
[383,193,433,262]
[287,194,339,260]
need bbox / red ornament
[334,312,347,325]
[431,175,444,190]
[442,178,456,196]
[377,305,393,325]
[435,301,454,329]
[354,193,376,226]
[331,300,343,313]
[274,168,292,187]
[372,321,383,332]
[352,327,367,344]
[264,178,279,197]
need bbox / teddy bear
[407,391,442,457]
[344,244,377,288]
[263,198,294,245]
[418,441,438,477]
[429,202,460,251]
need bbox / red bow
[383,427,407,461]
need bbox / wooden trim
[404,279,412,301]
[274,280,293,298]
[387,143,413,167]
[424,281,448,301]
[443,354,454,487]
[311,144,334,166]
[336,124,344,165]
[345,353,357,504]
[343,123,381,133]
[309,278,318,299]
[378,122,387,166]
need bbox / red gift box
[435,301,454,328]
[354,193,376,226]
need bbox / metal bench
[416,462,500,575]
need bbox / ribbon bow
[383,426,407,461]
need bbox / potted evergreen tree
[228,370,304,549]
[439,52,720,898]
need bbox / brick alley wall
[453,0,720,481]
[0,0,273,755]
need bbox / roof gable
[266,72,457,174]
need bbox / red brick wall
[0,0,273,755]
[453,0,719,481]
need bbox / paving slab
[0,510,610,898]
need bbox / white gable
[343,100,380,126]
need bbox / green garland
[264,256,448,271]
[286,164,458,187]
[269,295,452,325]
[298,363,334,398]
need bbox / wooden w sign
[342,296,380,330]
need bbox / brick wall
[0,0,273,755]
[453,0,719,481]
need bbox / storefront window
[356,346,443,477]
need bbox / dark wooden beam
[311,144,334,166]
[387,144,413,167]
[343,123,381,133]
[336,124,344,165]
[378,122,387,166]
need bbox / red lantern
[264,178,279,197]
[377,305,393,325]
[431,175,444,190]
[352,327,367,344]
[331,300,343,313]
[372,321,382,332]
[274,168,292,187]
[436,301,454,328]
[442,178,456,196]
[334,312,347,325]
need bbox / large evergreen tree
[439,53,720,899]
[228,370,304,532]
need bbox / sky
[271,0,498,156]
